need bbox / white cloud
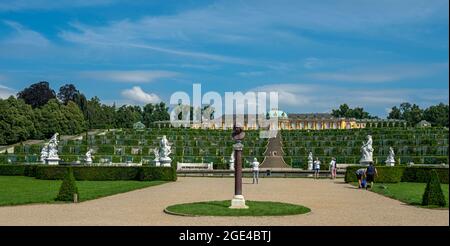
[80,70,178,83]
[121,86,161,104]
[2,21,50,47]
[0,84,15,99]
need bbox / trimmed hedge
[0,164,37,176]
[345,166,449,184]
[0,165,176,181]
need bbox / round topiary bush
[421,170,446,207]
[55,167,78,202]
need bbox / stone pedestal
[359,160,372,166]
[230,195,248,209]
[45,158,60,165]
[307,161,313,170]
[229,141,248,209]
[153,159,161,167]
[385,160,395,167]
[160,157,172,167]
[229,159,234,171]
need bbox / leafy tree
[17,81,56,108]
[55,167,78,202]
[331,104,375,119]
[33,99,65,138]
[57,84,80,105]
[422,170,446,207]
[62,101,87,134]
[115,105,142,128]
[424,103,449,127]
[387,106,401,120]
[0,97,36,144]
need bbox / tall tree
[424,103,449,127]
[331,104,375,119]
[0,97,36,144]
[17,81,56,108]
[57,84,80,105]
[387,106,401,120]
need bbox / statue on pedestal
[85,149,93,165]
[360,135,374,165]
[229,150,235,170]
[153,147,160,166]
[153,135,172,167]
[41,133,60,165]
[385,147,395,166]
[40,143,49,163]
[307,152,313,170]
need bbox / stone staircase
[260,132,290,168]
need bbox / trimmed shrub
[345,166,405,183]
[345,166,449,184]
[55,167,78,202]
[140,167,177,181]
[0,164,37,176]
[421,170,446,207]
[402,167,449,184]
[34,166,176,181]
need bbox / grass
[165,200,311,216]
[353,182,449,208]
[0,176,167,206]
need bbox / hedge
[345,166,449,184]
[0,165,176,181]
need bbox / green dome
[267,109,288,119]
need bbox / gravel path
[0,177,448,226]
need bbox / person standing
[365,162,378,190]
[313,157,321,179]
[251,157,260,184]
[329,157,337,179]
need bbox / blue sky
[0,0,448,117]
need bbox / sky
[0,0,448,117]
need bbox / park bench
[177,162,214,171]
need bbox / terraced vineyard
[2,128,268,169]
[282,127,449,168]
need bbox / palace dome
[267,109,288,119]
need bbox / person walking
[251,157,260,184]
[355,168,366,188]
[313,157,321,179]
[329,157,337,179]
[365,162,378,190]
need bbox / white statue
[307,152,313,170]
[385,147,395,166]
[153,147,160,166]
[47,133,59,159]
[40,143,48,163]
[160,135,172,158]
[360,135,374,165]
[85,149,93,165]
[156,135,172,167]
[229,150,235,170]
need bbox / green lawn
[165,200,311,216]
[0,176,167,206]
[356,182,449,208]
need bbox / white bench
[177,162,213,171]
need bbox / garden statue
[229,150,235,170]
[154,135,172,167]
[40,143,49,163]
[307,152,313,170]
[85,149,93,165]
[360,135,374,165]
[385,147,395,166]
[153,147,160,166]
[40,133,60,165]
